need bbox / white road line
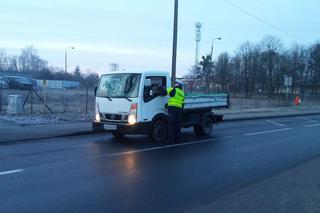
[107,136,234,157]
[304,123,320,128]
[265,120,286,127]
[298,117,318,122]
[244,128,293,136]
[0,169,24,176]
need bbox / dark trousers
[168,106,182,143]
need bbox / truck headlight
[95,113,101,122]
[128,103,137,125]
[128,114,136,125]
[95,102,101,122]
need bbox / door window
[143,76,166,102]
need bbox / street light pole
[210,37,222,60]
[63,47,74,110]
[64,47,75,82]
[64,50,67,82]
[171,0,178,85]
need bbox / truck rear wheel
[149,119,168,142]
[193,114,213,136]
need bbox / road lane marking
[298,117,318,122]
[304,123,320,128]
[0,169,24,176]
[106,136,234,157]
[244,128,293,136]
[265,120,286,127]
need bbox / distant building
[35,80,80,89]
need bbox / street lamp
[64,46,75,81]
[210,37,222,60]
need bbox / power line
[222,0,310,44]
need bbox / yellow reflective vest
[167,87,185,108]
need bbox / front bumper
[93,121,151,135]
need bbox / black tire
[92,122,104,133]
[149,119,168,142]
[193,114,213,136]
[112,132,125,138]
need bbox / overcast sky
[0,0,319,76]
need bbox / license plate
[104,124,117,130]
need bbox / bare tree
[259,36,283,97]
[215,52,231,93]
[198,55,214,93]
[0,50,7,71]
[236,42,257,97]
[309,42,320,94]
[18,46,47,73]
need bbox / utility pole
[171,0,178,85]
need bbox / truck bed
[184,93,229,110]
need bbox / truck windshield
[97,73,141,98]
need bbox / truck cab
[93,71,171,141]
[93,70,227,142]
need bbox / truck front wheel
[193,114,213,136]
[149,119,168,142]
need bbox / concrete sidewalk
[1,109,320,143]
[0,121,91,143]
[188,155,320,213]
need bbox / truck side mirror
[94,86,97,96]
[144,78,152,87]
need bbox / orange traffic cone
[294,96,301,106]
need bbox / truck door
[142,76,168,122]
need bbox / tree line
[0,46,99,87]
[193,35,320,97]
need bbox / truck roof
[101,70,170,77]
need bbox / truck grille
[103,114,128,122]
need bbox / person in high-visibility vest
[166,79,185,143]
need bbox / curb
[223,112,320,122]
[0,130,101,145]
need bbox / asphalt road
[1,115,320,213]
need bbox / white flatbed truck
[93,71,229,142]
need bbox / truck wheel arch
[151,113,168,125]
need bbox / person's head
[174,79,184,90]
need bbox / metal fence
[0,86,96,115]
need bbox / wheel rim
[203,117,213,134]
[153,121,167,141]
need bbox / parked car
[1,76,33,90]
[0,77,9,89]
